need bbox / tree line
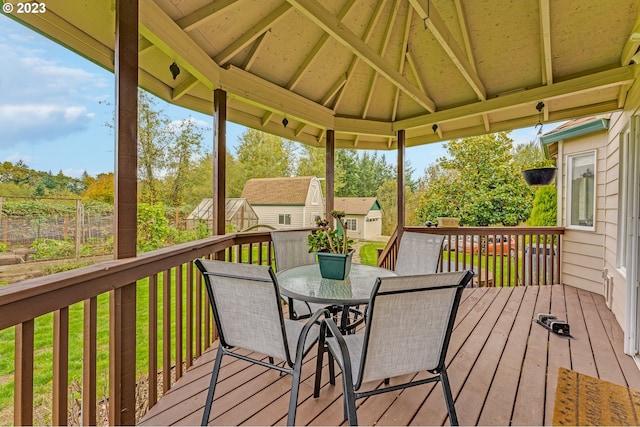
[0,89,556,238]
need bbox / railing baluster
[175,265,183,381]
[83,297,97,426]
[15,319,34,426]
[163,269,171,394]
[196,268,202,357]
[186,261,194,369]
[148,274,158,408]
[53,307,69,426]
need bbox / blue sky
[0,13,546,180]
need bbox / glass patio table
[277,263,397,332]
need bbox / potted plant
[522,159,557,186]
[308,210,354,280]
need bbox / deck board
[139,285,640,426]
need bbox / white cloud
[0,104,93,145]
[0,16,110,147]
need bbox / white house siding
[364,211,382,239]
[304,177,325,226]
[604,83,640,330]
[558,132,607,295]
[345,215,365,240]
[252,205,307,229]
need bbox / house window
[567,151,595,230]
[278,214,291,225]
[345,218,357,231]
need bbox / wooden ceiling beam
[176,0,237,32]
[539,0,553,85]
[287,0,357,91]
[139,0,221,89]
[395,65,638,130]
[288,0,436,113]
[332,0,387,111]
[392,6,414,121]
[214,3,292,66]
[621,13,640,65]
[172,75,199,101]
[242,31,270,72]
[409,0,486,101]
[362,0,400,119]
[321,75,347,106]
[222,66,335,129]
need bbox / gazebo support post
[110,0,138,424]
[213,89,227,259]
[397,129,406,239]
[326,130,335,220]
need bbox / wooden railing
[0,230,279,426]
[378,226,564,287]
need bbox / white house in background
[333,197,383,240]
[240,176,325,229]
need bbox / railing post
[14,320,34,426]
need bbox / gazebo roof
[10,0,640,150]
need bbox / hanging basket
[522,167,556,186]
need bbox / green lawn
[357,241,387,266]
[0,245,273,425]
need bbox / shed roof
[9,0,640,150]
[334,197,381,215]
[241,176,315,205]
[187,198,256,220]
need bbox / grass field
[0,242,388,424]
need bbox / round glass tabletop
[277,263,397,306]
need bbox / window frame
[345,218,358,232]
[278,213,291,225]
[566,150,596,231]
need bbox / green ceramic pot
[316,249,354,280]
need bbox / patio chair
[313,270,474,426]
[394,231,445,275]
[195,259,323,426]
[271,229,330,320]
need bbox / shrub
[527,185,557,226]
[30,238,74,259]
[0,242,7,253]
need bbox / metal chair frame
[314,270,473,426]
[195,259,323,426]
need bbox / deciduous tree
[416,132,533,226]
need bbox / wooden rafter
[332,0,387,110]
[261,111,274,127]
[321,75,347,106]
[395,65,637,130]
[539,0,553,85]
[621,13,640,66]
[172,75,199,101]
[392,6,414,121]
[214,3,292,66]
[362,0,400,119]
[409,0,486,101]
[138,36,154,54]
[453,0,490,130]
[289,0,436,113]
[242,31,270,72]
[176,0,237,32]
[287,0,357,91]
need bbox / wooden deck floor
[139,285,640,426]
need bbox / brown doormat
[553,367,640,425]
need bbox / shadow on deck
[139,285,640,426]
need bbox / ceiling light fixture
[282,117,289,128]
[169,62,180,80]
[432,124,438,134]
